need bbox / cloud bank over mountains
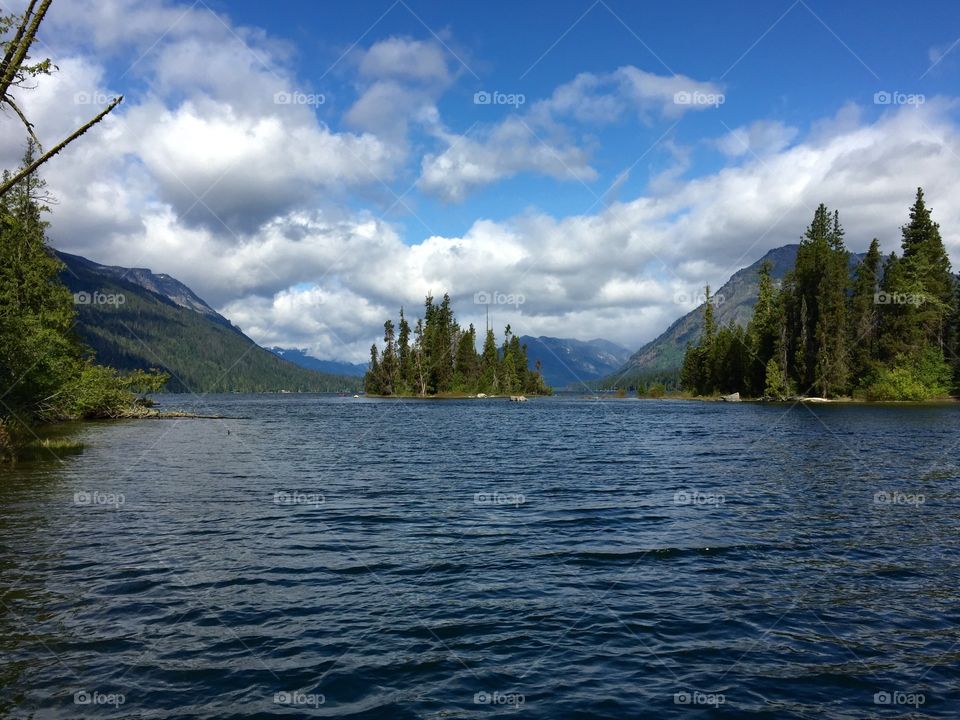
[2,0,958,362]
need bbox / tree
[0,144,166,441]
[453,324,479,391]
[396,307,412,393]
[480,327,499,392]
[745,261,779,395]
[899,188,955,351]
[364,345,381,395]
[0,143,82,420]
[848,239,882,386]
[763,358,789,399]
[0,1,122,198]
[379,320,396,395]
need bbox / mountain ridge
[55,250,358,393]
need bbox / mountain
[270,347,368,377]
[604,244,870,387]
[605,245,801,387]
[55,251,359,393]
[520,336,633,389]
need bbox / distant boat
[353,394,360,398]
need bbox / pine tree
[379,320,396,395]
[848,239,882,386]
[0,143,82,421]
[363,344,381,394]
[745,261,778,395]
[453,324,479,391]
[812,210,850,397]
[899,188,955,351]
[480,327,499,392]
[397,307,411,393]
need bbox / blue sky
[193,0,960,238]
[2,0,959,360]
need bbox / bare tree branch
[0,95,122,198]
[5,95,41,147]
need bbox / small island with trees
[364,294,551,397]
[680,189,958,402]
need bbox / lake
[2,395,959,718]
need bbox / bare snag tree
[0,0,122,197]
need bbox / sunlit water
[2,395,960,718]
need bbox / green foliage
[858,348,953,401]
[680,190,958,401]
[0,145,169,442]
[763,358,789,399]
[364,296,551,396]
[637,382,666,398]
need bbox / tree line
[364,294,550,396]
[681,189,958,400]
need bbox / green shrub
[858,348,953,401]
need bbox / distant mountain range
[269,348,368,377]
[56,251,359,393]
[58,242,860,395]
[519,336,633,389]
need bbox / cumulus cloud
[346,38,456,141]
[418,116,597,202]
[226,101,960,360]
[417,65,724,202]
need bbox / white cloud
[418,116,597,202]
[716,120,799,158]
[358,37,452,83]
[417,65,724,202]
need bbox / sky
[2,0,960,362]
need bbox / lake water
[2,395,959,718]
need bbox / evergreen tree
[848,239,882,386]
[812,210,850,397]
[453,324,479,391]
[364,344,381,394]
[899,188,955,351]
[0,147,83,421]
[480,327,499,392]
[396,307,412,393]
[379,320,396,395]
[745,261,778,395]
